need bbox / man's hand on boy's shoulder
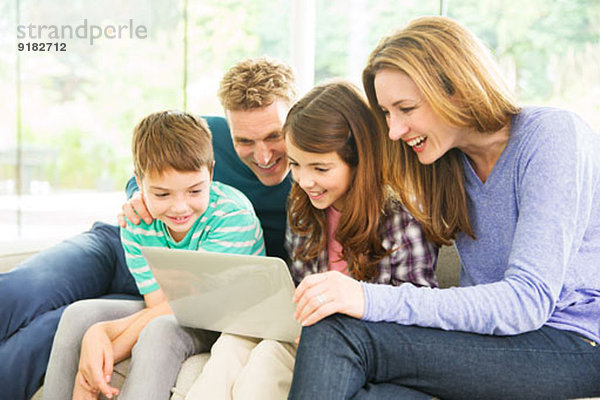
[118,191,153,227]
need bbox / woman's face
[374,68,462,165]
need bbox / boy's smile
[139,166,213,242]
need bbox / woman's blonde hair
[284,80,390,282]
[363,16,521,245]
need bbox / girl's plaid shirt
[285,198,439,288]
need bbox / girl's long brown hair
[363,16,521,246]
[284,80,390,282]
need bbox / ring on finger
[317,294,327,305]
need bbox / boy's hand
[118,191,152,227]
[73,371,100,400]
[78,324,120,399]
[293,271,365,327]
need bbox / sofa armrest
[436,245,460,288]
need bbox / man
[0,57,296,400]
[123,58,295,259]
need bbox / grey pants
[43,299,219,400]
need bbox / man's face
[226,100,290,187]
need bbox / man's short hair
[218,57,296,111]
[132,110,213,179]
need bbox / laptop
[140,247,301,343]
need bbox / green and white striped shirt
[121,181,265,295]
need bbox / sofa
[9,242,596,400]
[1,242,461,400]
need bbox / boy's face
[226,99,290,187]
[139,166,213,242]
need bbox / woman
[289,16,600,399]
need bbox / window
[2,0,598,243]
[448,0,600,129]
[315,0,440,84]
[3,0,186,240]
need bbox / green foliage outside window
[1,0,598,194]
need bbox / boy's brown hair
[132,110,213,179]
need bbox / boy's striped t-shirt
[121,180,265,295]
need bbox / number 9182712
[18,42,67,51]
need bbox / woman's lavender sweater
[363,107,600,342]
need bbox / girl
[185,80,438,400]
[289,16,600,399]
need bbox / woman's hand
[118,191,152,227]
[78,323,120,399]
[293,271,365,326]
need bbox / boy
[43,110,265,400]
[3,58,295,400]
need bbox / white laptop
[140,247,301,343]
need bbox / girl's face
[285,136,353,211]
[374,68,463,165]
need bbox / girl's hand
[293,271,365,326]
[78,324,120,399]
